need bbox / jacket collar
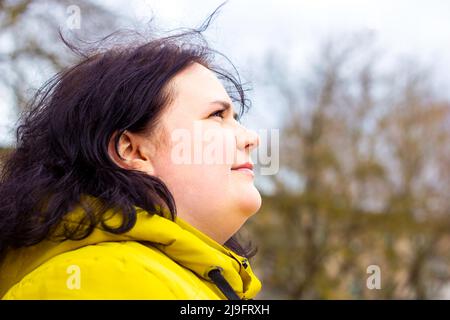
[0,196,261,299]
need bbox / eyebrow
[209,100,239,120]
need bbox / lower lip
[232,168,254,177]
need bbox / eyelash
[209,108,226,119]
[209,109,240,122]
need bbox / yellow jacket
[0,198,262,299]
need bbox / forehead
[169,63,232,108]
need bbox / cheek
[158,123,236,186]
[170,164,230,193]
[152,149,230,201]
[150,123,260,213]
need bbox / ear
[107,130,155,175]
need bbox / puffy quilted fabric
[0,196,261,299]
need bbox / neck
[176,213,244,245]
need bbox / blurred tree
[248,33,450,299]
[0,0,123,151]
[0,0,120,111]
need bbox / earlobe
[130,147,156,175]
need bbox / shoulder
[3,241,193,299]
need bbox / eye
[209,108,226,119]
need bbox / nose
[236,124,260,153]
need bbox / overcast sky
[122,0,450,74]
[1,0,450,146]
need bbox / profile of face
[109,63,261,244]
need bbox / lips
[231,162,254,171]
[231,162,254,177]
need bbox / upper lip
[231,162,254,170]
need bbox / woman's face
[112,62,261,244]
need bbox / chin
[237,187,262,217]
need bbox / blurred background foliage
[1,0,450,299]
[248,35,450,299]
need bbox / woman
[0,16,262,299]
